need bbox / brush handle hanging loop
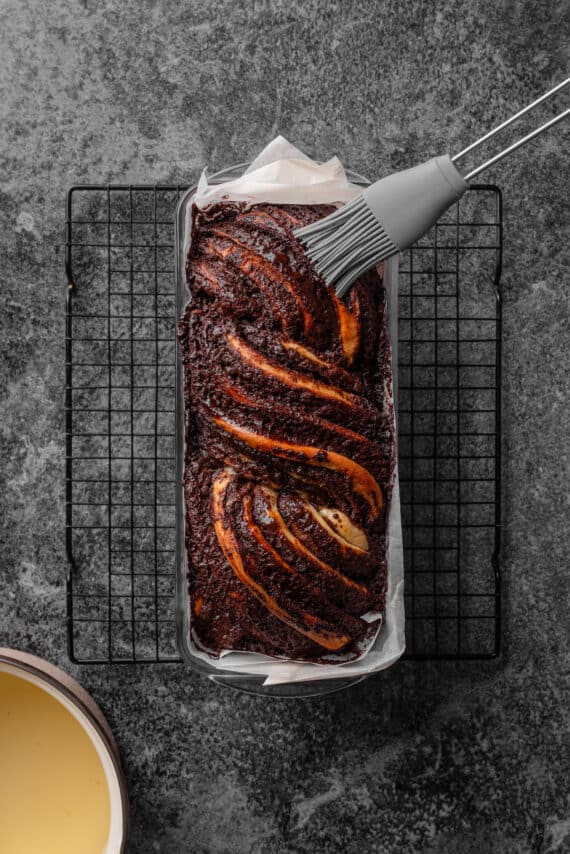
[463,108,570,179]
[453,77,569,178]
[453,77,568,163]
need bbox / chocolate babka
[178,201,396,661]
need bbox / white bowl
[0,648,129,853]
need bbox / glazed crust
[178,201,396,661]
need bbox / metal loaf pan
[174,164,399,697]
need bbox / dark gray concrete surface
[1,1,569,852]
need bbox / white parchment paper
[194,135,361,208]
[187,136,405,685]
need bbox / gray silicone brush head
[295,155,468,298]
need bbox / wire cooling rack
[65,184,501,664]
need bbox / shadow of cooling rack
[65,184,501,664]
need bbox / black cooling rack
[65,184,501,664]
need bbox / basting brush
[294,78,569,298]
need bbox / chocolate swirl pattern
[178,201,396,661]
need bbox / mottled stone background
[1,1,569,852]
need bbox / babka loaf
[178,201,396,661]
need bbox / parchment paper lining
[184,136,405,685]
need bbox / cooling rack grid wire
[65,184,501,664]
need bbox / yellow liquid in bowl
[0,672,111,854]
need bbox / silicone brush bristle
[294,195,398,298]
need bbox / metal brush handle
[453,77,569,179]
